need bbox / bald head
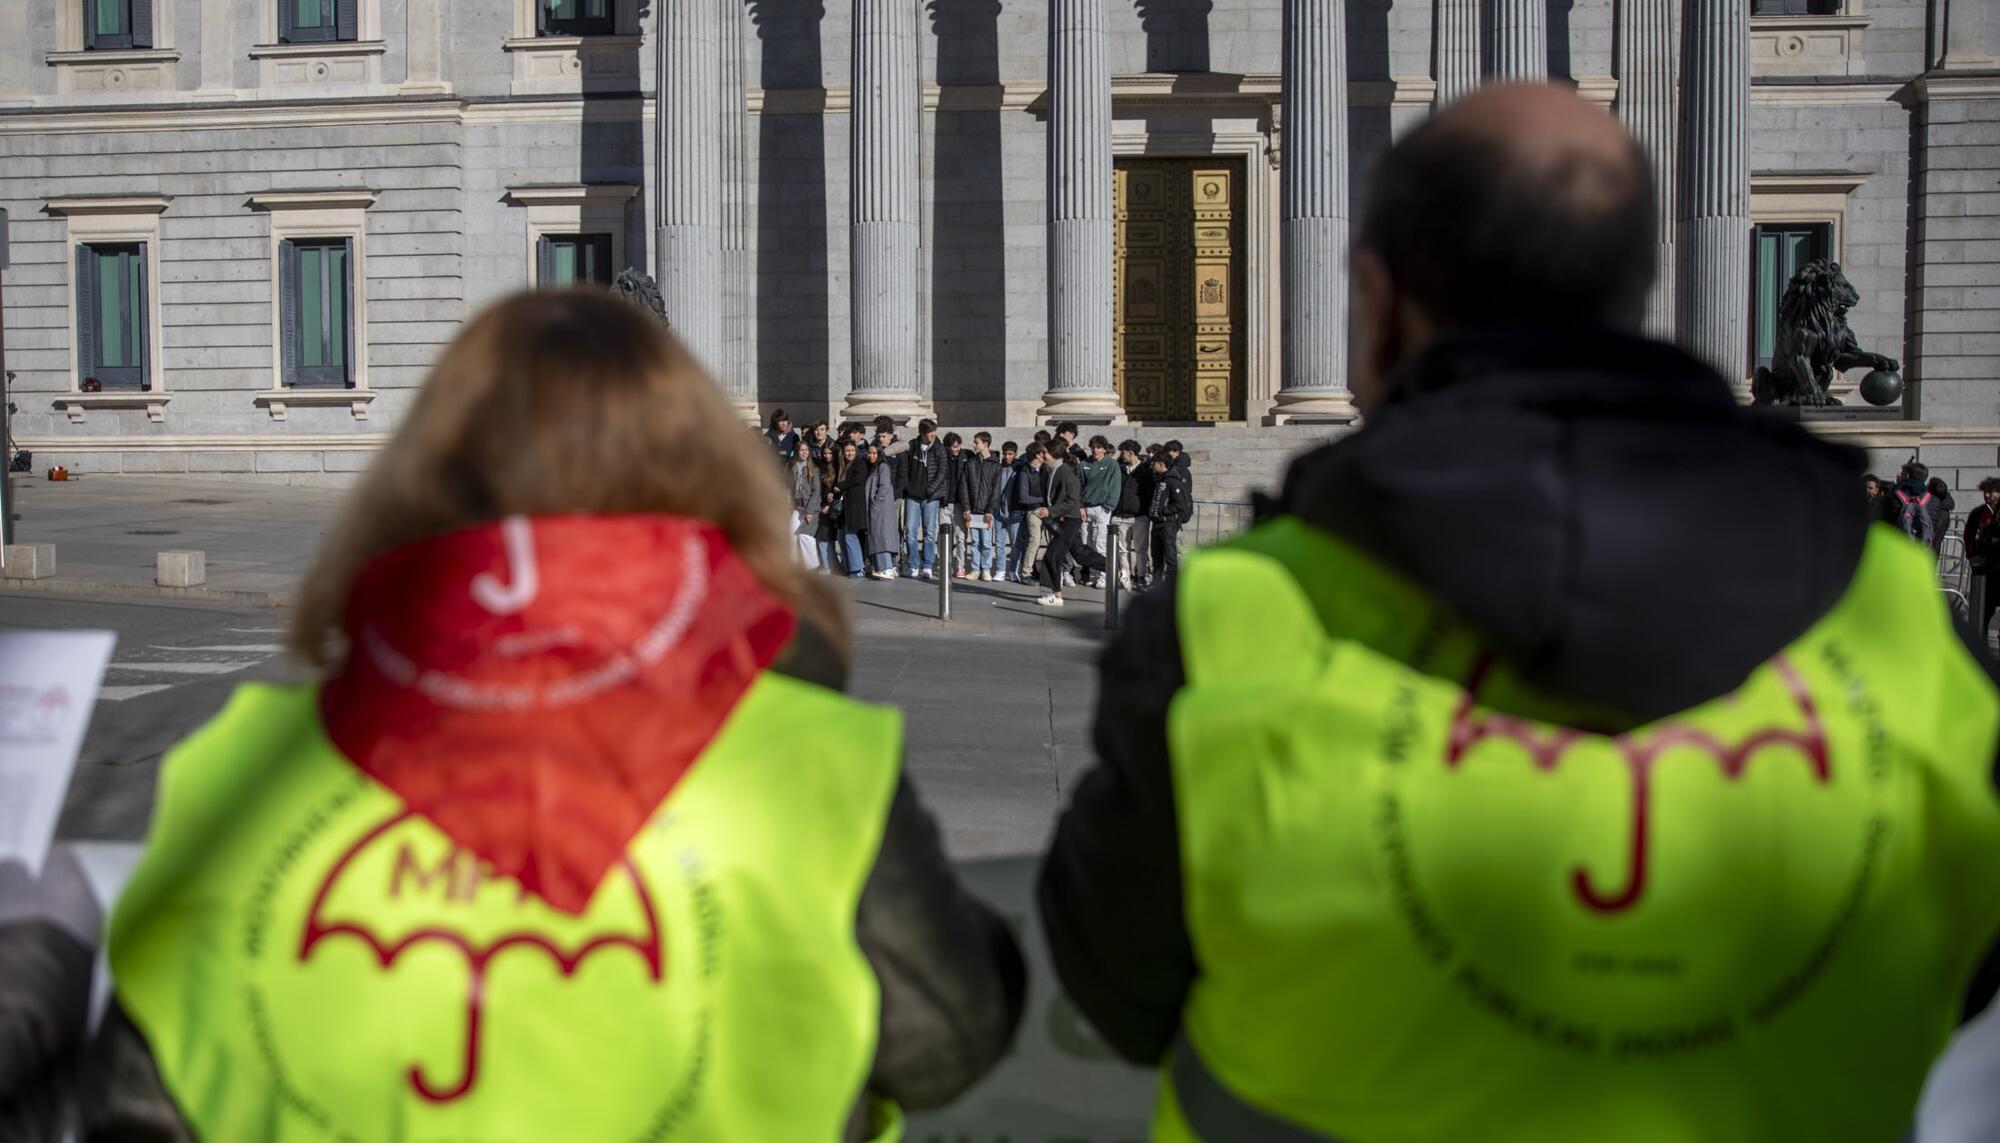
[1355,82,1657,335]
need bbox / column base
[840,390,935,426]
[1035,388,1126,425]
[1265,389,1360,425]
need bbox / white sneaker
[920,568,936,581]
[870,569,897,580]
[1036,593,1065,607]
[980,570,993,582]
[902,568,919,579]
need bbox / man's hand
[1037,508,1049,519]
[984,513,994,528]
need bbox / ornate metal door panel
[1113,158,1244,421]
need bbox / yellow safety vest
[1157,519,2000,1142]
[109,671,903,1141]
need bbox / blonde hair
[291,289,845,666]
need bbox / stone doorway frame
[1111,95,1279,422]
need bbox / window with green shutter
[76,243,149,391]
[537,234,614,288]
[538,0,613,37]
[281,238,355,388]
[279,0,357,44]
[1751,0,1840,14]
[1750,222,1832,372]
[85,0,152,50]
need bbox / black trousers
[1038,515,1105,592]
[1151,522,1181,582]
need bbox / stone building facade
[0,0,1995,485]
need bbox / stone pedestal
[1038,0,1123,423]
[155,550,206,588]
[1,544,55,579]
[1269,0,1357,425]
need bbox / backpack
[1895,490,1938,546]
[1175,474,1195,525]
[8,450,28,474]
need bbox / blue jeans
[993,513,1013,577]
[873,550,897,573]
[904,498,941,573]
[840,530,866,574]
[966,518,998,573]
[817,539,838,572]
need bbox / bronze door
[1113,158,1245,421]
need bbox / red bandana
[321,514,795,914]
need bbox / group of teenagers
[763,411,1196,607]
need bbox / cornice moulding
[504,183,640,205]
[247,189,380,210]
[44,194,172,215]
[247,40,388,59]
[44,48,181,66]
[1750,171,1870,193]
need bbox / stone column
[719,0,756,422]
[1489,0,1548,80]
[1674,0,1749,381]
[1038,0,1121,422]
[1434,0,1480,107]
[1618,0,1677,339]
[843,0,929,422]
[656,0,722,372]
[1270,0,1356,423]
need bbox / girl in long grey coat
[864,445,901,577]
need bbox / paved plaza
[2,472,1110,861]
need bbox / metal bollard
[938,523,953,621]
[1104,522,1123,630]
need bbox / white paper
[0,630,115,874]
[965,514,991,529]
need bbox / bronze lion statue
[1750,258,1898,407]
[609,268,670,328]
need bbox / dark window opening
[1751,222,1833,372]
[282,238,356,388]
[1751,0,1841,16]
[279,0,357,44]
[538,0,614,37]
[538,233,614,287]
[84,0,152,50]
[76,243,149,391]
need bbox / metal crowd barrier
[1186,498,1254,548]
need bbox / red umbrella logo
[1445,654,1830,913]
[319,514,794,916]
[297,806,665,1103]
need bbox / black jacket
[1044,462,1084,522]
[1113,461,1153,518]
[1011,462,1046,513]
[1169,453,1193,501]
[60,621,1026,1135]
[956,454,1004,516]
[1038,326,2000,1067]
[904,438,949,502]
[1146,470,1187,526]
